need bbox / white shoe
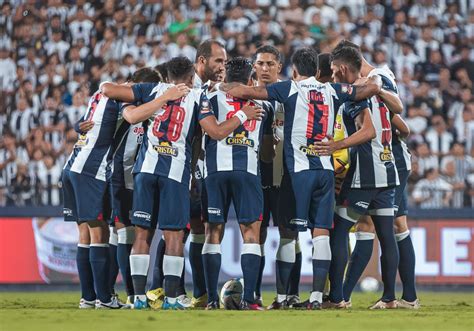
[177,294,192,308]
[397,298,420,309]
[95,296,126,309]
[369,300,397,310]
[79,298,96,309]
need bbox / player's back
[133,83,202,184]
[202,90,272,177]
[65,91,120,181]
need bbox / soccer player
[102,56,263,310]
[317,45,402,309]
[218,48,381,309]
[200,57,274,311]
[63,67,162,309]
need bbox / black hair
[154,62,169,83]
[130,67,161,83]
[291,47,318,77]
[317,53,332,78]
[225,57,253,84]
[333,39,361,53]
[330,46,362,72]
[166,56,195,81]
[195,39,225,63]
[254,45,282,63]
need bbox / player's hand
[163,83,190,101]
[79,120,94,133]
[241,104,264,121]
[354,76,369,85]
[313,136,339,156]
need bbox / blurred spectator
[412,168,452,209]
[7,163,32,207]
[425,114,454,163]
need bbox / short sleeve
[330,83,357,107]
[343,100,369,120]
[380,75,398,94]
[132,83,158,103]
[266,80,292,103]
[197,93,215,121]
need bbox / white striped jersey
[343,67,400,189]
[201,91,273,177]
[260,99,285,187]
[64,92,121,181]
[131,83,211,185]
[265,77,364,174]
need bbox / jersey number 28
[152,103,185,142]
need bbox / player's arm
[101,82,135,102]
[391,114,410,138]
[379,89,403,114]
[73,117,94,134]
[199,104,265,140]
[348,76,383,101]
[218,82,269,100]
[123,84,190,124]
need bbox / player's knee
[77,222,90,245]
[205,224,223,244]
[394,216,408,234]
[190,217,205,234]
[356,216,375,233]
[163,230,185,256]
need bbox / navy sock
[276,239,295,297]
[310,236,331,303]
[372,215,399,302]
[76,245,96,301]
[163,255,184,299]
[202,244,221,303]
[328,214,353,303]
[89,245,111,303]
[177,260,186,296]
[189,241,206,298]
[108,244,119,293]
[343,233,374,302]
[255,254,265,297]
[117,243,134,297]
[397,233,417,302]
[241,244,261,303]
[288,251,302,296]
[150,238,166,289]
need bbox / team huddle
[62,39,420,311]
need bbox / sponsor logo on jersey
[133,211,151,220]
[63,208,73,216]
[226,131,255,147]
[299,144,320,157]
[74,134,88,148]
[207,207,221,216]
[153,141,178,157]
[379,146,394,162]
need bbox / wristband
[99,81,111,92]
[234,110,248,124]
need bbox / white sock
[163,255,184,277]
[310,291,323,303]
[130,254,150,276]
[276,239,296,263]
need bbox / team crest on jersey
[341,84,353,94]
[200,100,211,114]
[74,134,88,148]
[153,141,178,157]
[379,146,393,162]
[226,131,255,147]
[133,127,144,144]
[299,144,320,157]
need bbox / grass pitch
[0,291,472,331]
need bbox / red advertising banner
[0,217,472,285]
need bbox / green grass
[0,292,472,331]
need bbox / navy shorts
[289,170,335,231]
[394,170,409,218]
[131,173,190,230]
[110,183,133,226]
[62,168,109,223]
[205,171,263,224]
[337,184,396,218]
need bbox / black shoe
[292,299,309,309]
[307,301,322,310]
[239,300,264,311]
[267,299,288,310]
[205,301,220,310]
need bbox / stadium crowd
[0,0,473,208]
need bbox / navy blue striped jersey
[392,128,412,172]
[130,83,213,185]
[343,67,400,189]
[201,91,273,177]
[265,77,364,174]
[64,91,122,181]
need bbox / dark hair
[331,46,362,72]
[166,56,195,81]
[291,47,318,77]
[333,39,361,53]
[317,53,332,78]
[225,57,253,84]
[254,45,282,63]
[195,39,225,63]
[129,67,161,83]
[154,62,169,83]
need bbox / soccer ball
[220,278,244,310]
[360,276,380,292]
